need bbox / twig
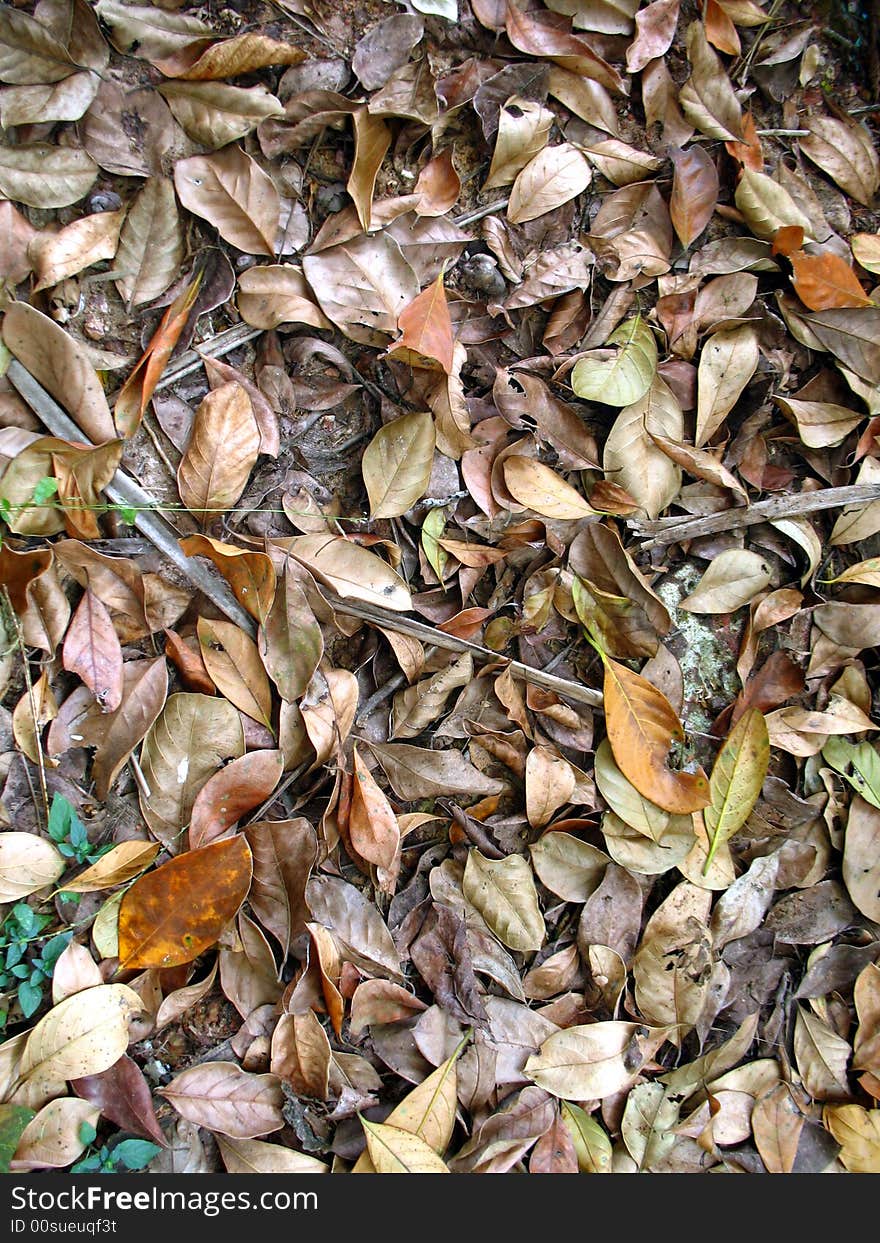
[629,484,880,549]
[8,359,604,710]
[453,200,511,228]
[319,594,604,709]
[6,360,258,637]
[3,590,50,831]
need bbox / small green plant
[47,793,111,867]
[71,1123,161,1174]
[0,904,70,1023]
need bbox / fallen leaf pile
[0,0,879,1176]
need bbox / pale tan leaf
[173,146,279,257]
[603,376,683,520]
[178,382,261,522]
[287,533,412,611]
[695,325,760,446]
[486,96,554,189]
[678,20,743,141]
[236,264,332,331]
[526,1023,660,1099]
[362,411,436,519]
[302,233,419,347]
[462,851,545,952]
[0,143,97,209]
[680,550,772,613]
[159,80,283,148]
[115,177,183,308]
[217,1135,328,1174]
[362,1118,450,1172]
[11,1098,100,1171]
[18,985,143,1088]
[507,143,592,224]
[501,456,597,520]
[160,1063,284,1138]
[0,833,65,902]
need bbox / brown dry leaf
[388,276,455,375]
[188,750,283,850]
[258,560,323,703]
[178,382,261,523]
[139,692,244,850]
[62,589,123,714]
[91,657,168,801]
[153,31,305,80]
[823,1104,880,1172]
[392,653,473,739]
[752,1083,805,1174]
[669,146,718,248]
[602,654,710,813]
[2,302,114,444]
[217,1135,327,1174]
[680,550,772,613]
[789,251,873,311]
[695,325,760,446]
[159,80,283,148]
[56,842,160,896]
[114,277,202,439]
[174,146,279,258]
[160,1062,283,1139]
[678,20,743,141]
[350,745,402,880]
[287,533,412,611]
[799,115,880,207]
[16,984,143,1092]
[508,143,592,225]
[180,535,276,626]
[348,108,391,232]
[115,177,183,309]
[0,143,98,209]
[842,796,880,922]
[626,0,680,72]
[502,456,597,520]
[462,850,545,952]
[197,616,273,731]
[236,265,332,331]
[415,149,461,216]
[603,376,683,519]
[486,97,554,189]
[526,1023,664,1100]
[303,233,419,347]
[504,3,626,94]
[29,209,124,293]
[118,836,253,970]
[0,833,65,903]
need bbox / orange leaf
[771,226,805,257]
[388,275,455,374]
[602,655,711,813]
[725,111,764,172]
[350,746,401,885]
[0,543,52,615]
[790,250,873,311]
[703,0,740,54]
[415,150,461,217]
[117,836,253,969]
[669,145,719,248]
[114,275,202,439]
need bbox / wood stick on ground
[8,359,604,711]
[628,484,880,549]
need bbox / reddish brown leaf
[0,542,52,616]
[416,149,461,217]
[72,1055,167,1147]
[703,0,739,54]
[164,629,216,695]
[725,110,764,171]
[114,275,202,439]
[669,145,719,248]
[772,225,805,257]
[388,275,455,374]
[118,836,253,970]
[790,251,873,311]
[188,750,284,850]
[61,589,123,713]
[529,1111,579,1173]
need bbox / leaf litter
[0,0,878,1179]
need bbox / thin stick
[629,484,880,549]
[3,590,50,830]
[8,361,604,711]
[6,360,258,637]
[319,593,603,709]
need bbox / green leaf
[571,316,658,408]
[31,476,59,507]
[78,1120,98,1145]
[703,709,769,873]
[0,1104,35,1174]
[823,739,880,809]
[17,977,43,1017]
[421,507,448,583]
[560,1101,613,1173]
[111,1139,162,1170]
